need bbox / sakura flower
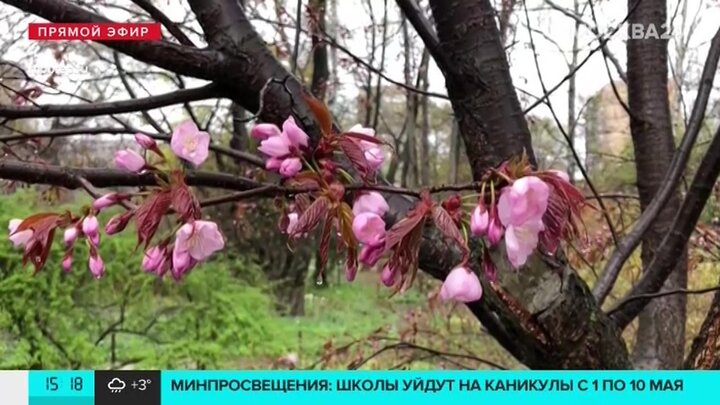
[497,176,550,227]
[548,170,570,183]
[470,204,489,237]
[351,212,386,246]
[64,227,78,247]
[82,215,100,246]
[380,265,397,287]
[504,219,545,268]
[174,220,225,261]
[114,149,145,172]
[348,124,385,171]
[170,120,211,167]
[286,212,299,235]
[62,254,72,272]
[482,250,497,283]
[105,212,133,235]
[8,219,33,248]
[439,266,483,303]
[134,133,157,150]
[279,157,303,178]
[265,157,284,171]
[282,116,309,148]
[171,246,196,280]
[352,192,389,217]
[251,123,281,141]
[142,246,166,273]
[88,254,105,279]
[359,243,384,266]
[258,134,291,157]
[92,193,126,211]
[486,213,504,246]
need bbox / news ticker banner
[0,370,717,405]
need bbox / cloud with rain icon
[108,378,126,393]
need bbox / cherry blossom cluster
[250,103,584,304]
[7,120,225,280]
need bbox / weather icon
[107,378,126,393]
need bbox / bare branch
[0,84,219,119]
[594,28,720,304]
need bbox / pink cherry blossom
[497,176,550,227]
[348,124,385,171]
[483,250,497,283]
[174,220,225,261]
[8,219,33,248]
[251,123,281,141]
[470,204,489,237]
[258,135,292,158]
[105,212,132,235]
[351,213,386,246]
[282,116,309,148]
[92,193,124,211]
[359,243,384,266]
[549,170,570,183]
[170,120,211,167]
[89,254,105,279]
[345,262,358,282]
[364,146,385,171]
[348,124,375,136]
[505,219,545,268]
[380,265,396,287]
[171,246,196,279]
[279,157,302,177]
[439,266,483,303]
[352,192,389,217]
[82,215,100,245]
[487,215,504,246]
[286,213,299,235]
[134,133,157,150]
[62,254,72,272]
[265,157,284,171]
[114,149,145,172]
[142,246,165,273]
[64,227,78,247]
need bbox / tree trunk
[423,0,631,368]
[685,284,720,369]
[309,0,329,101]
[626,0,687,369]
[448,120,461,183]
[418,49,431,186]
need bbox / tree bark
[423,0,631,368]
[685,284,720,369]
[626,0,687,369]
[309,0,329,101]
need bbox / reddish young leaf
[303,93,333,136]
[20,214,61,273]
[343,131,386,146]
[431,205,469,262]
[292,196,330,236]
[171,182,201,222]
[318,219,333,275]
[384,199,431,250]
[337,137,370,179]
[134,191,172,248]
[336,202,356,248]
[387,220,425,292]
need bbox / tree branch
[395,0,449,74]
[0,84,219,119]
[594,28,720,304]
[130,0,196,46]
[608,123,720,328]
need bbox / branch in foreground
[2,0,228,81]
[0,160,261,191]
[0,126,266,168]
[608,123,720,327]
[0,84,219,119]
[593,28,720,304]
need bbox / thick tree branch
[0,160,261,191]
[609,124,720,328]
[594,28,720,304]
[2,0,229,81]
[395,0,450,74]
[130,0,196,46]
[0,84,219,119]
[0,126,266,168]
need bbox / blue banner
[161,371,713,405]
[14,370,720,405]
